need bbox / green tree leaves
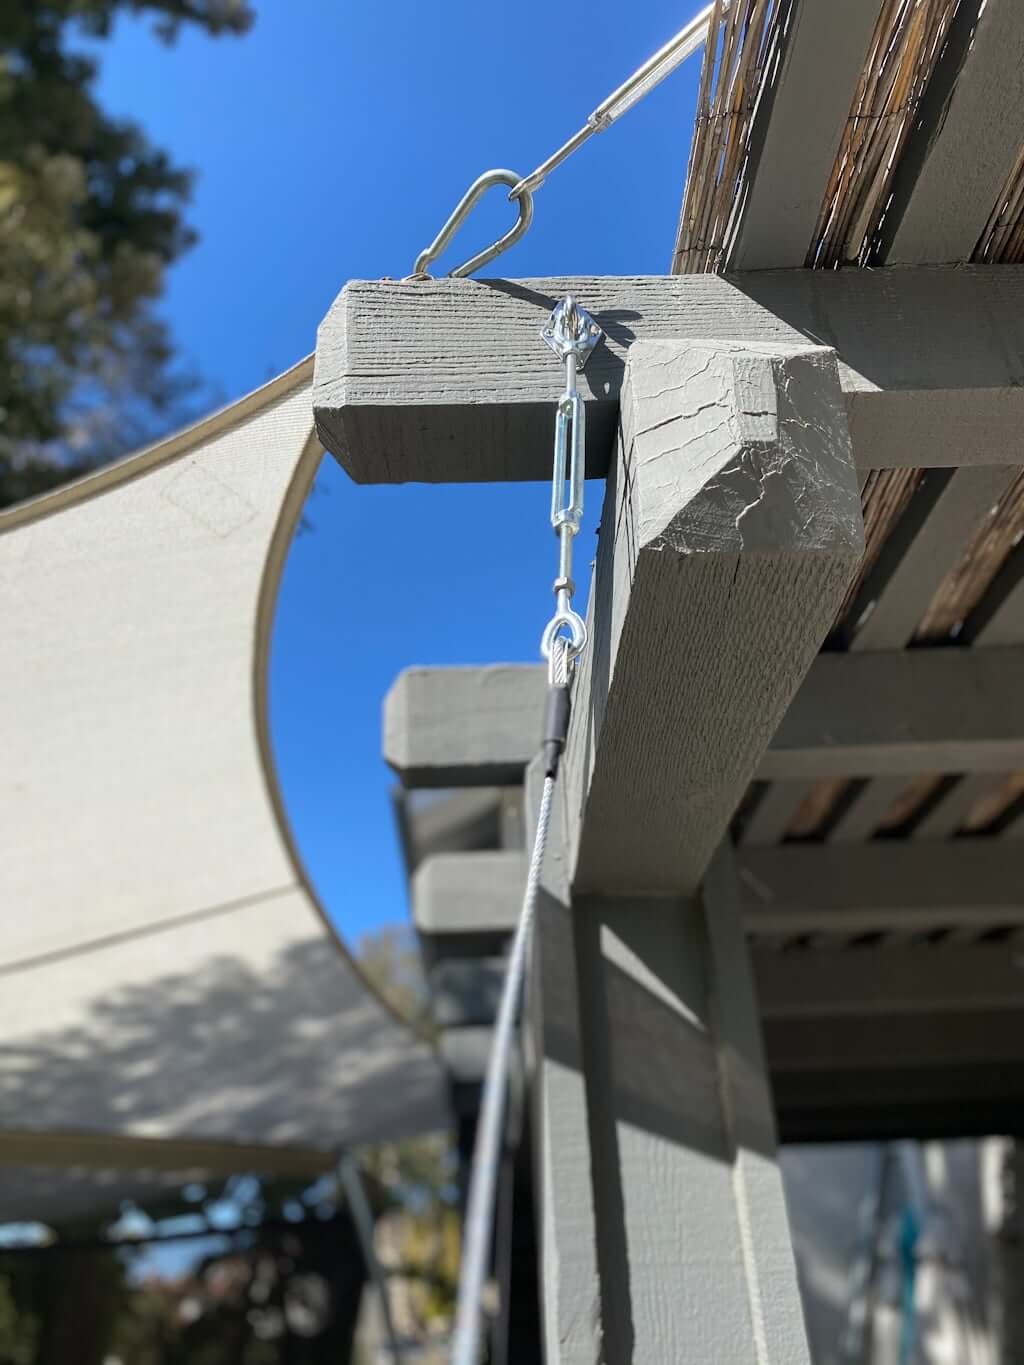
[0,0,253,506]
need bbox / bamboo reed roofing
[680,0,1024,857]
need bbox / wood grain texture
[702,847,812,1363]
[725,0,879,269]
[736,842,1024,935]
[571,871,809,1362]
[314,268,1024,483]
[880,0,1024,264]
[565,338,862,895]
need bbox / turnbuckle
[540,296,602,681]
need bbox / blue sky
[88,0,703,947]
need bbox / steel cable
[449,770,556,1365]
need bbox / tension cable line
[450,297,603,1365]
[411,3,715,278]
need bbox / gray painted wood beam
[773,1063,1024,1143]
[528,761,808,1359]
[736,842,1024,935]
[566,850,810,1361]
[315,268,1024,483]
[698,848,812,1362]
[850,467,1013,651]
[384,665,545,786]
[564,339,861,896]
[765,1013,1024,1072]
[412,852,524,937]
[761,646,1024,778]
[721,0,879,270]
[753,944,1024,1018]
[880,0,1024,265]
[386,645,1024,789]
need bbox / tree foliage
[0,0,253,507]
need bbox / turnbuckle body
[540,297,602,678]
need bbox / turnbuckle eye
[541,609,587,663]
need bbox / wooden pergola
[314,0,1024,1357]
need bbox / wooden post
[528,832,812,1362]
[523,333,862,1358]
[564,338,863,895]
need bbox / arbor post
[565,337,863,895]
[528,334,862,1360]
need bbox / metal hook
[411,168,534,279]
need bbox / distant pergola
[0,361,446,1228]
[312,0,1024,1358]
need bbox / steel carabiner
[410,168,533,279]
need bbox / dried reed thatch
[786,778,849,840]
[673,0,786,273]
[961,774,1024,834]
[873,775,946,835]
[809,0,961,267]
[915,474,1024,641]
[975,142,1024,263]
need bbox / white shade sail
[0,361,447,1222]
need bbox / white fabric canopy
[0,361,447,1221]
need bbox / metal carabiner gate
[409,168,533,279]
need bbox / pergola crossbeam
[315,268,1024,483]
[387,645,1024,788]
[737,841,1024,935]
[753,944,1024,1018]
